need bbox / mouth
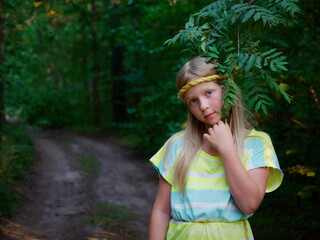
[205,113,214,119]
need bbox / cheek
[188,105,198,116]
[220,99,225,108]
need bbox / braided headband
[178,75,228,100]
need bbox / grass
[77,154,100,176]
[84,202,144,239]
[113,134,142,150]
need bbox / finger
[208,127,214,134]
[203,133,210,141]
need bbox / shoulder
[150,131,185,163]
[165,131,185,150]
[150,131,185,184]
[245,129,273,147]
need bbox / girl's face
[184,81,224,129]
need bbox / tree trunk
[91,0,101,126]
[0,0,5,131]
[111,49,127,122]
[110,5,127,123]
[82,22,89,103]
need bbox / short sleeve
[150,132,184,185]
[242,130,283,193]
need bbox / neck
[201,141,220,157]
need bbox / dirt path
[0,130,158,240]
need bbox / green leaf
[278,87,291,103]
[266,51,282,60]
[238,53,249,69]
[245,54,256,73]
[201,41,206,53]
[259,94,273,103]
[247,87,258,97]
[253,12,262,21]
[277,64,288,71]
[247,94,259,110]
[208,52,219,58]
[206,38,216,45]
[231,4,246,11]
[229,93,238,101]
[208,46,219,54]
[232,4,250,13]
[242,9,255,23]
[261,48,277,57]
[164,32,181,46]
[255,56,262,68]
[189,15,195,27]
[201,22,211,30]
[254,100,262,112]
[261,104,268,115]
[206,56,213,62]
[273,55,287,62]
[223,40,233,47]
[211,32,222,38]
[226,98,235,107]
[270,61,277,71]
[225,47,236,52]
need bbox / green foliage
[165,0,300,115]
[111,0,214,154]
[0,124,35,216]
[4,0,112,129]
[251,169,320,239]
[84,202,142,239]
[0,0,319,238]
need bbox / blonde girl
[148,56,283,240]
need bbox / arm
[148,176,172,240]
[204,121,269,215]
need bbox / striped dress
[150,129,283,240]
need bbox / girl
[148,56,283,240]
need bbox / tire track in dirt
[0,130,158,240]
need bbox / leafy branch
[165,0,300,115]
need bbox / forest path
[0,130,158,240]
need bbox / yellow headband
[178,75,228,100]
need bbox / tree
[0,0,5,131]
[91,0,101,126]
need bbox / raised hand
[203,120,235,155]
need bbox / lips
[205,113,214,119]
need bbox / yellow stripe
[167,219,253,240]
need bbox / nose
[199,98,209,111]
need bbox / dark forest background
[0,0,319,239]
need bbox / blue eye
[207,91,213,95]
[190,99,197,104]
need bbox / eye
[207,90,213,96]
[189,99,197,104]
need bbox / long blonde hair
[173,56,252,195]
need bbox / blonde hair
[173,56,252,195]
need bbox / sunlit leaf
[33,1,43,8]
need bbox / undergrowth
[0,124,35,216]
[77,154,101,176]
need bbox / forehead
[184,81,220,98]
